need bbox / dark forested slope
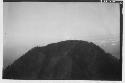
[3,40,122,80]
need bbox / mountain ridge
[3,40,121,80]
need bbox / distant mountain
[3,40,122,80]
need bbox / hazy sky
[3,2,120,68]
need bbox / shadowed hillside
[3,40,122,80]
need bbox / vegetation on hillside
[3,40,122,80]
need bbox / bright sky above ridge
[4,2,120,46]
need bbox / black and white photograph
[2,1,122,81]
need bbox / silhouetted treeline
[3,40,122,80]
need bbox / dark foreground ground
[3,40,122,80]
